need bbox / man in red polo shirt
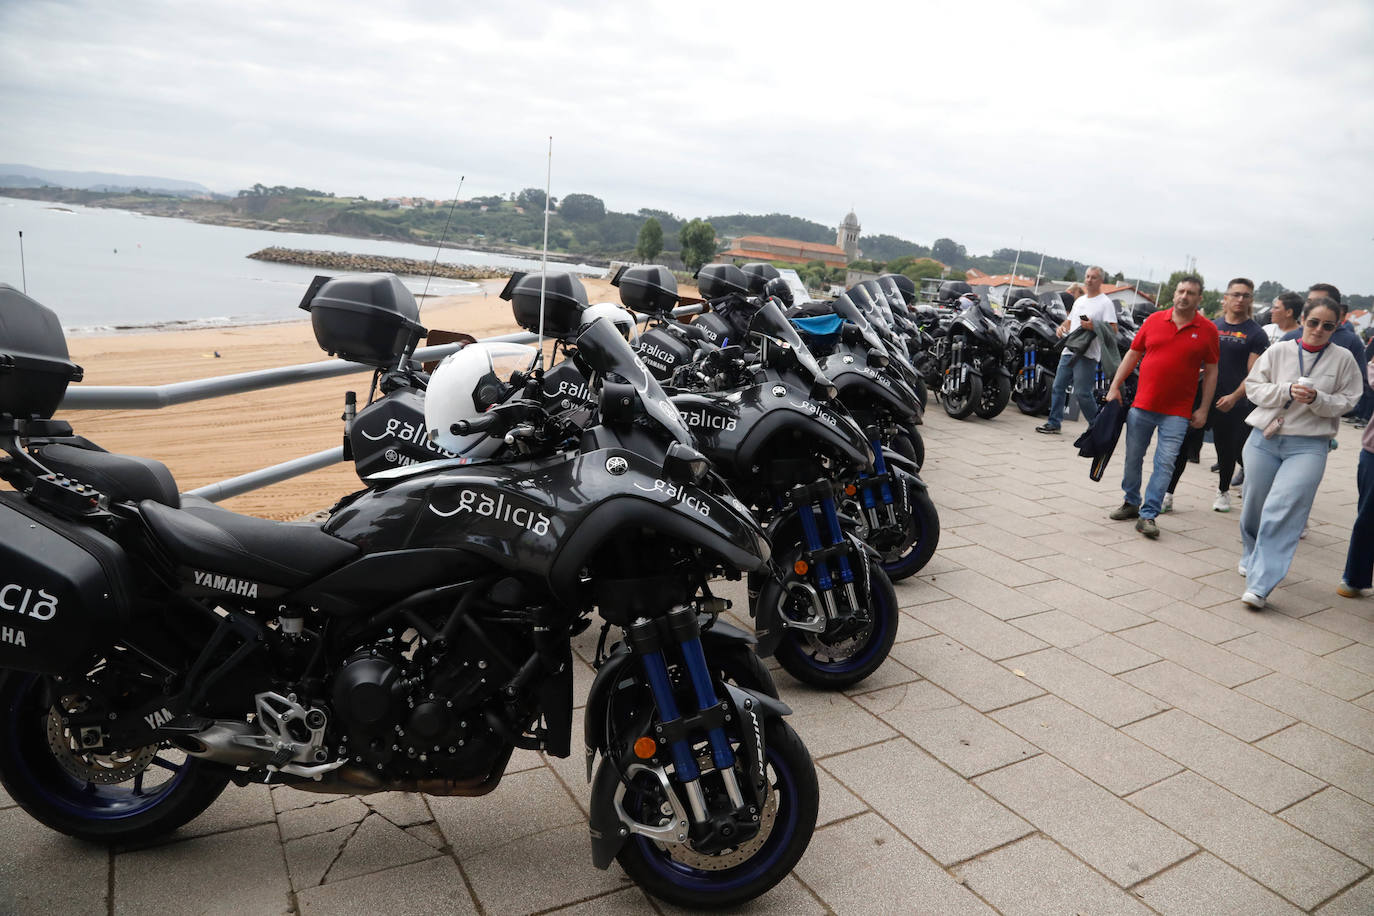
[1105,275,1220,538]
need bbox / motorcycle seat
[38,442,181,507]
[139,498,359,589]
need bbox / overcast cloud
[2,0,1372,292]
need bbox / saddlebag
[634,326,695,380]
[0,492,133,674]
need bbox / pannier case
[0,284,83,420]
[300,274,426,367]
[635,326,696,380]
[696,264,751,300]
[613,265,679,315]
[500,272,588,338]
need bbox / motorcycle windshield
[835,293,891,358]
[574,317,695,448]
[749,301,832,391]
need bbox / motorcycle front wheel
[616,718,818,910]
[1014,371,1052,415]
[773,555,900,688]
[892,423,925,471]
[876,485,941,582]
[0,671,231,844]
[941,371,981,420]
[975,373,1012,419]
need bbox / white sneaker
[1241,591,1266,610]
[1213,491,1232,513]
[1161,493,1174,513]
[1300,525,1309,539]
[1238,561,1247,576]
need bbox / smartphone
[1080,314,1091,322]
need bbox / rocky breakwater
[248,247,511,280]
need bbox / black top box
[613,265,679,315]
[500,271,588,338]
[0,284,84,420]
[739,262,781,294]
[697,263,750,300]
[301,273,425,367]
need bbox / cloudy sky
[2,0,1372,293]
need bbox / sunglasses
[1304,318,1337,332]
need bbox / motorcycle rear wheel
[942,373,981,420]
[877,485,941,582]
[773,556,899,688]
[975,374,1012,419]
[0,671,231,844]
[616,719,818,910]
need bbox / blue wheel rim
[798,566,897,675]
[5,675,190,821]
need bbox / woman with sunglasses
[1236,297,1363,609]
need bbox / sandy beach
[51,277,622,519]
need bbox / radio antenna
[420,175,465,307]
[18,230,26,294]
[534,136,553,370]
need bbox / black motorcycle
[0,284,818,909]
[926,287,1014,420]
[1006,291,1068,416]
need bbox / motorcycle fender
[881,450,925,488]
[586,681,790,871]
[995,364,1014,380]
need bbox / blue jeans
[1240,429,1330,598]
[1047,354,1099,427]
[1342,448,1374,589]
[1121,407,1189,519]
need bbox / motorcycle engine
[328,637,510,781]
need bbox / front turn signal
[634,737,657,759]
[793,560,810,576]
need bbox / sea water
[0,196,601,332]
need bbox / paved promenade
[2,406,1371,915]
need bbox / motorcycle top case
[696,263,751,300]
[0,492,133,674]
[634,326,695,380]
[300,273,426,367]
[0,284,84,420]
[613,265,679,315]
[501,271,588,338]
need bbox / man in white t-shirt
[1037,266,1119,433]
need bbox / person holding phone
[1238,297,1363,609]
[1037,266,1119,434]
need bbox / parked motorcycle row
[0,262,949,908]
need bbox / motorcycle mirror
[811,379,838,401]
[663,441,710,483]
[866,349,889,369]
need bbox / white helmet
[580,303,639,343]
[424,342,537,458]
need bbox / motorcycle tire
[878,485,941,582]
[773,556,900,689]
[0,671,232,845]
[616,718,818,910]
[975,374,1012,419]
[942,373,981,420]
[1014,377,1052,415]
[892,424,924,471]
[911,375,928,412]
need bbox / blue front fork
[629,609,746,821]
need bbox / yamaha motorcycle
[0,285,818,909]
[924,292,1014,421]
[1006,291,1068,416]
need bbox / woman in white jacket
[1239,297,1362,609]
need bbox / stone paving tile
[1123,709,1325,813]
[1113,562,1236,608]
[948,522,1059,561]
[973,754,1196,886]
[656,875,825,914]
[549,887,656,914]
[361,791,433,828]
[1115,587,1180,613]
[887,702,1041,778]
[0,807,108,916]
[285,822,354,891]
[278,796,370,841]
[890,635,1045,712]
[1008,609,1104,648]
[116,823,292,915]
[1128,771,1366,910]
[796,813,997,914]
[461,823,633,916]
[296,856,477,915]
[319,812,441,886]
[840,655,920,695]
[892,575,949,607]
[1069,632,1161,674]
[1278,787,1374,866]
[850,678,962,720]
[1222,631,1374,700]
[1018,578,1152,630]
[429,766,585,861]
[895,610,940,642]
[1326,641,1374,677]
[1118,621,1271,687]
[938,544,1055,587]
[1257,724,1374,805]
[920,568,1052,620]
[1132,852,1304,916]
[1356,691,1374,711]
[1123,661,1295,742]
[171,782,277,841]
[1316,874,1374,915]
[405,822,448,850]
[1000,647,1168,727]
[909,597,1050,660]
[1148,602,1255,644]
[1202,601,1354,655]
[822,737,1032,865]
[992,695,1182,795]
[1307,607,1374,645]
[0,783,12,808]
[1025,553,1141,599]
[769,675,896,758]
[953,834,1154,915]
[1239,673,1374,754]
[814,762,869,827]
